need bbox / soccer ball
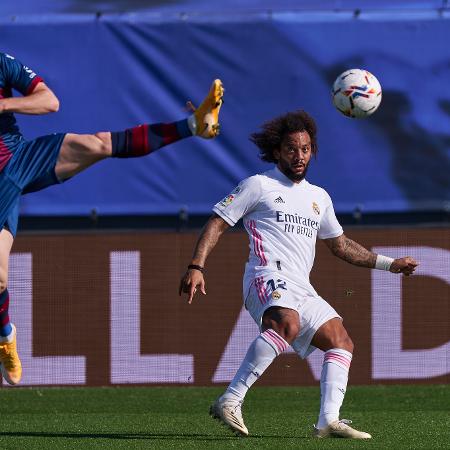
[332,69,382,118]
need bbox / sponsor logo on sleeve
[219,185,242,207]
[219,194,235,207]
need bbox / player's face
[274,131,312,183]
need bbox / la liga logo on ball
[332,69,382,119]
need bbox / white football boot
[209,396,249,436]
[313,419,372,439]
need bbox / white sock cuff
[187,114,197,135]
[260,329,289,355]
[323,348,352,371]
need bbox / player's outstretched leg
[313,419,372,439]
[0,323,22,385]
[209,396,248,436]
[187,79,224,139]
[54,79,224,180]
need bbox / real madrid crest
[272,290,281,300]
[312,202,320,215]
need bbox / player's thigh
[0,228,14,292]
[55,132,112,180]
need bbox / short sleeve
[212,176,261,226]
[317,193,343,239]
[1,53,43,95]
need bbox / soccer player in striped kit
[0,52,224,385]
[179,110,418,439]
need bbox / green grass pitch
[0,385,448,449]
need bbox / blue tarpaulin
[1,7,449,216]
[3,1,448,15]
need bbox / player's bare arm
[0,82,59,115]
[179,214,230,304]
[324,233,418,275]
[324,234,376,267]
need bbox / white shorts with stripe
[244,273,341,359]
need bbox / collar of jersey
[272,166,308,188]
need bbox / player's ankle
[187,115,197,136]
[220,391,243,404]
[0,325,14,343]
[317,414,338,429]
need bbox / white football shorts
[244,274,342,359]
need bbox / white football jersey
[213,167,343,297]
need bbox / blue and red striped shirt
[0,52,43,171]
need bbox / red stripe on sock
[130,124,149,156]
[0,315,10,327]
[264,329,288,353]
[161,122,179,146]
[0,296,9,314]
[325,351,352,363]
[0,294,10,327]
[324,353,352,368]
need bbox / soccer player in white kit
[179,110,418,439]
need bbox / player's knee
[81,134,109,158]
[65,133,110,159]
[335,334,354,353]
[279,320,300,343]
[92,132,111,157]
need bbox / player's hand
[389,257,419,276]
[178,269,206,304]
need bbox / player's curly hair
[250,110,318,163]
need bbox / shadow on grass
[0,431,306,441]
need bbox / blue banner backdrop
[3,1,447,16]
[1,11,449,215]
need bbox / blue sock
[111,119,192,158]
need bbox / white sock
[317,348,352,429]
[187,115,197,135]
[222,329,289,402]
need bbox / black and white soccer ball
[332,69,382,118]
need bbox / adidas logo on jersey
[274,196,285,203]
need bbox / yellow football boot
[188,79,224,139]
[0,325,22,385]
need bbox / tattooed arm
[323,234,376,268]
[179,214,230,303]
[323,234,418,275]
